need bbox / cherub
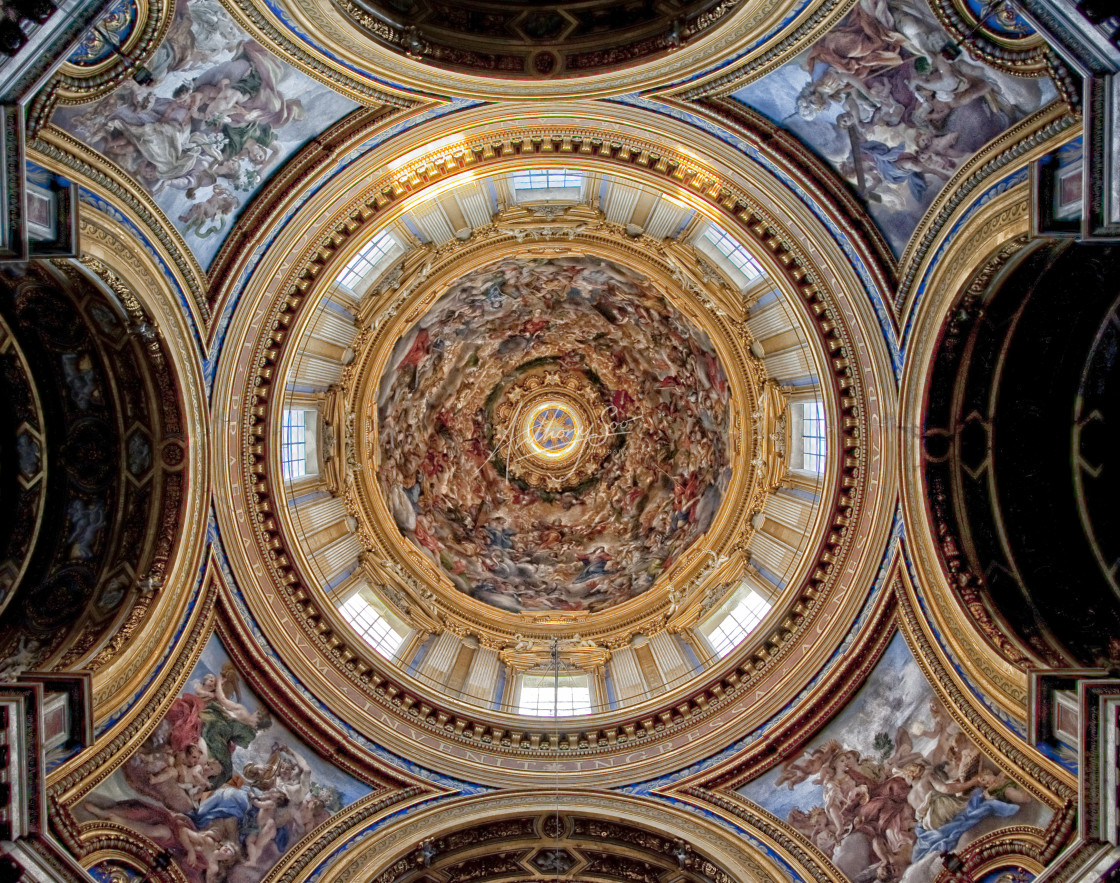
[244,787,286,867]
[178,827,239,883]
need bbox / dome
[8,1,1103,881]
[206,113,897,786]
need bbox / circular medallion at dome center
[376,256,732,614]
[529,403,578,458]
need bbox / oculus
[492,366,613,490]
[527,403,578,459]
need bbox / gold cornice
[61,206,212,732]
[212,577,443,793]
[213,0,418,106]
[306,790,789,883]
[674,788,847,883]
[924,0,1047,74]
[28,132,210,328]
[677,569,900,792]
[204,102,422,318]
[228,0,810,101]
[48,566,217,806]
[210,106,897,786]
[669,570,1076,883]
[896,99,1077,317]
[673,95,897,287]
[895,565,1078,801]
[51,0,170,102]
[896,177,1038,723]
[673,0,859,98]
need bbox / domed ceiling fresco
[376,256,730,613]
[2,0,1095,881]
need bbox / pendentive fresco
[52,0,357,268]
[741,634,1052,883]
[732,0,1056,255]
[75,635,370,883]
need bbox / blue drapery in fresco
[912,788,1020,862]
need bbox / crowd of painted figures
[780,697,1032,883]
[79,659,348,883]
[377,256,731,613]
[737,0,1051,252]
[53,0,354,264]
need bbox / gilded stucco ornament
[210,105,897,785]
[328,208,761,643]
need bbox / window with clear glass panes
[339,593,404,658]
[518,673,593,716]
[280,409,307,480]
[510,169,583,192]
[801,401,826,473]
[706,590,773,657]
[337,230,398,291]
[702,224,763,280]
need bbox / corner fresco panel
[74,634,371,883]
[53,0,358,269]
[732,0,1056,256]
[739,633,1052,883]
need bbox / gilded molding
[924,0,1048,75]
[217,0,417,106]
[44,257,189,676]
[692,573,899,792]
[676,0,859,98]
[212,576,444,793]
[252,144,855,717]
[896,100,1077,316]
[227,0,810,100]
[52,0,172,102]
[678,788,845,883]
[28,132,209,327]
[49,564,444,883]
[205,103,416,315]
[210,105,897,786]
[895,565,1078,802]
[667,571,1076,883]
[48,575,217,806]
[896,175,1048,722]
[327,223,764,652]
[306,790,788,883]
[684,95,897,293]
[64,207,211,727]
